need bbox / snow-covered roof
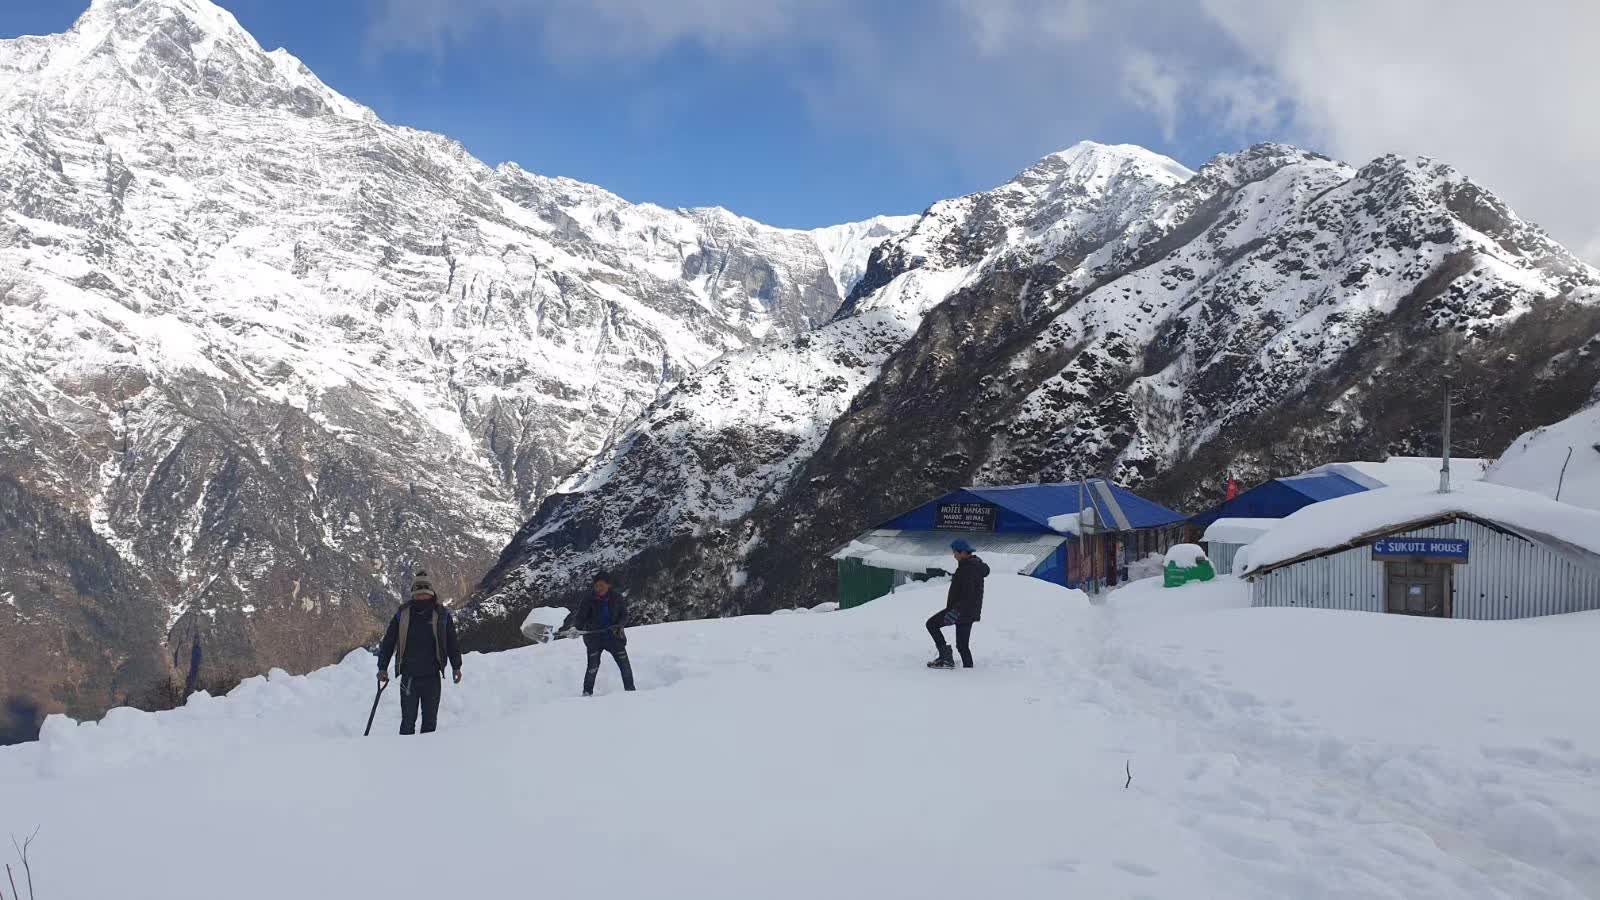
[1201,518,1280,544]
[878,480,1185,534]
[1243,481,1600,574]
[1310,458,1489,491]
[832,530,1063,575]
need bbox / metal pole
[1438,376,1453,494]
[1078,477,1093,595]
[1557,446,1574,501]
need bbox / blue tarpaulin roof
[1190,472,1369,527]
[879,480,1187,533]
[1277,472,1369,502]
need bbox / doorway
[1383,560,1452,617]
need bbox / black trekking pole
[555,626,628,638]
[363,680,388,736]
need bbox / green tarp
[838,557,898,609]
[1163,558,1216,587]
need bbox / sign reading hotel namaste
[1370,537,1470,564]
[935,502,998,532]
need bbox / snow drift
[1488,403,1600,510]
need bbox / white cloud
[1201,73,1288,136]
[955,0,1096,54]
[1198,0,1600,260]
[1121,51,1184,142]
[367,0,1600,261]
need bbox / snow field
[3,575,1598,898]
[1103,581,1600,897]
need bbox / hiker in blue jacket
[560,572,636,696]
[377,571,463,734]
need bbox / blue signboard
[1371,538,1470,563]
[935,503,998,532]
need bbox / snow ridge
[809,214,920,299]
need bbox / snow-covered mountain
[463,142,1193,633]
[0,0,909,726]
[809,214,919,300]
[464,141,1600,641]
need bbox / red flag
[1225,477,1240,501]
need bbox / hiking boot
[927,650,955,669]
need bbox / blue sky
[5,0,1597,257]
[2,0,1243,227]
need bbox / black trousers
[926,611,974,667]
[399,673,442,735]
[584,633,636,695]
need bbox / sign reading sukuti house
[1370,537,1470,564]
[935,502,998,532]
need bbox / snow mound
[520,605,570,640]
[1048,509,1099,534]
[1231,547,1252,578]
[1243,481,1600,573]
[1488,404,1600,511]
[1163,543,1208,567]
[1125,552,1166,582]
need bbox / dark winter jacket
[377,600,462,677]
[562,590,629,639]
[945,555,990,623]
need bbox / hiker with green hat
[377,570,463,734]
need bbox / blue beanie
[951,539,976,554]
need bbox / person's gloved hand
[378,670,389,686]
[452,668,463,685]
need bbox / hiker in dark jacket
[377,571,463,735]
[560,572,636,696]
[927,539,989,669]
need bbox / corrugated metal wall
[1253,546,1385,612]
[1251,519,1600,619]
[1207,542,1245,577]
[1452,520,1600,618]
